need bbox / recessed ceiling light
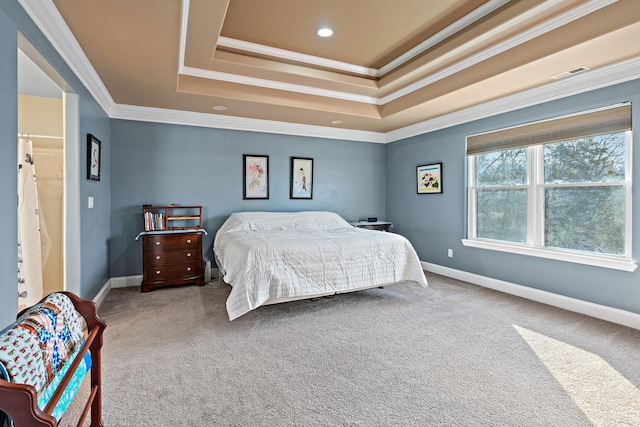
[212,105,227,111]
[317,27,333,38]
[331,120,343,125]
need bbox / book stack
[144,211,165,231]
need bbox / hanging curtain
[17,138,51,310]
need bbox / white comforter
[214,211,427,320]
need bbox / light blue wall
[0,6,19,326]
[79,99,111,299]
[109,119,386,277]
[387,79,640,315]
[1,0,637,326]
[0,1,110,326]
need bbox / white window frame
[463,131,636,272]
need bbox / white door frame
[63,93,80,295]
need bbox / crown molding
[378,0,509,77]
[18,0,116,116]
[179,65,379,105]
[109,103,387,143]
[178,0,189,74]
[217,36,377,77]
[386,56,640,143]
[381,0,619,104]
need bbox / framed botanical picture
[290,157,313,199]
[417,162,442,194]
[87,133,101,181]
[243,154,269,199]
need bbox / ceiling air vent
[550,66,591,80]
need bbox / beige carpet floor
[62,272,640,426]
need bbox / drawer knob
[156,255,161,260]
[156,270,161,274]
[186,239,192,243]
[187,267,191,271]
[187,253,192,257]
[155,242,161,246]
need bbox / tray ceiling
[24,0,640,142]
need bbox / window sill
[461,239,637,272]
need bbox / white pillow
[219,211,351,234]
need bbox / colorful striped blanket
[0,293,90,425]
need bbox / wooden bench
[0,292,106,427]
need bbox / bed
[213,211,427,320]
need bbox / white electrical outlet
[447,248,453,258]
[88,196,94,209]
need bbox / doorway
[17,35,81,309]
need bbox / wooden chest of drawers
[141,231,204,292]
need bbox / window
[464,104,635,271]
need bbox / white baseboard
[92,275,142,309]
[110,275,143,289]
[421,261,640,330]
[93,279,111,308]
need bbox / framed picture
[87,134,101,181]
[290,157,313,199]
[417,162,442,194]
[243,154,269,199]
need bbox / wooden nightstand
[350,221,393,232]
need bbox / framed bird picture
[243,154,269,199]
